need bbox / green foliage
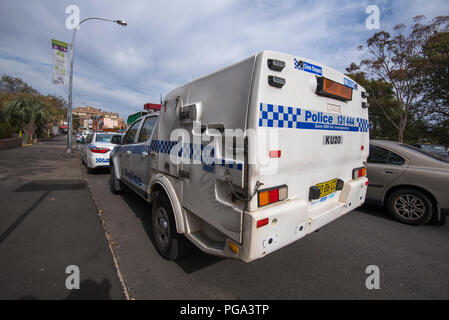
[0,74,67,143]
[354,15,449,142]
[3,97,51,143]
[420,31,449,119]
[0,74,38,95]
[0,121,15,139]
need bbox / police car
[110,50,369,262]
[81,132,123,173]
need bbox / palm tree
[3,97,51,144]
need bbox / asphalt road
[85,160,449,300]
[0,136,124,300]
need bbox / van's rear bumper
[241,177,368,262]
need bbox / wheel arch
[149,174,185,234]
[109,154,121,180]
[384,184,439,219]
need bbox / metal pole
[67,28,76,153]
[65,17,127,153]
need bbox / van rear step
[186,231,226,255]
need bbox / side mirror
[111,135,122,145]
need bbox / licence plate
[316,178,337,198]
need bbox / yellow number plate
[316,178,337,198]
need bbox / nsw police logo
[323,135,343,145]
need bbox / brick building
[73,106,125,131]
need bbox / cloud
[1,0,448,119]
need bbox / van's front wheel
[110,163,123,194]
[151,192,190,260]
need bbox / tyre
[86,163,94,174]
[151,192,191,260]
[110,163,123,194]
[386,189,433,225]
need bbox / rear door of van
[246,51,369,213]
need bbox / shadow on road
[117,185,223,274]
[0,180,87,246]
[18,278,113,300]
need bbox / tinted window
[138,117,158,143]
[368,144,405,165]
[123,120,142,144]
[95,134,115,143]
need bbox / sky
[0,0,448,120]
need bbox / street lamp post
[66,18,127,153]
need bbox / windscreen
[95,134,115,143]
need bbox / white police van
[110,50,369,262]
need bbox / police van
[110,50,369,262]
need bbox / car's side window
[387,152,405,165]
[123,120,142,145]
[368,144,405,165]
[138,117,158,143]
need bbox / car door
[132,115,159,195]
[119,119,142,186]
[366,144,408,202]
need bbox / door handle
[150,152,157,157]
[384,170,394,174]
[126,151,131,156]
[141,152,149,158]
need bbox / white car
[81,132,123,173]
[81,130,92,143]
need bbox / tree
[346,64,399,140]
[355,15,449,142]
[419,31,449,120]
[0,74,38,95]
[2,98,51,144]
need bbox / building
[73,106,125,131]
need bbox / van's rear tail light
[353,167,366,179]
[269,150,281,158]
[258,185,288,207]
[316,77,352,101]
[90,147,110,154]
[257,218,269,228]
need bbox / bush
[0,121,14,139]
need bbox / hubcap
[155,207,170,247]
[393,194,426,220]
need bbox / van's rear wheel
[386,189,433,225]
[151,192,190,260]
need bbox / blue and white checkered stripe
[259,103,369,132]
[96,158,109,163]
[356,118,369,133]
[259,103,301,128]
[149,140,243,171]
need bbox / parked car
[411,143,448,161]
[80,130,92,143]
[81,132,123,173]
[366,140,449,225]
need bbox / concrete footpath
[0,135,124,299]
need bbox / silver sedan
[366,140,449,225]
